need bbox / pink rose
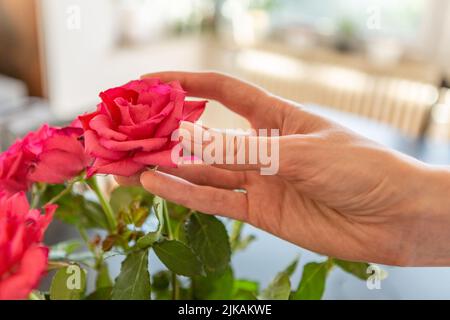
[0,138,34,194]
[0,124,89,194]
[79,78,206,177]
[27,125,90,184]
[0,192,55,300]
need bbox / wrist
[409,165,450,266]
[419,165,450,216]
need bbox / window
[271,0,426,41]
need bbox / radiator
[233,50,439,138]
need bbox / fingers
[179,121,281,173]
[115,164,245,190]
[141,71,284,125]
[159,164,245,190]
[140,170,248,221]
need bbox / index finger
[141,71,285,125]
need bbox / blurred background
[1,0,450,299]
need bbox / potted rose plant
[0,78,371,300]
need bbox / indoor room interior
[1,0,450,299]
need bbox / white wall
[419,0,450,75]
[38,0,204,119]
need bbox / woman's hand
[118,72,450,266]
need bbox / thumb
[178,121,282,175]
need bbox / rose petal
[100,93,122,125]
[84,131,125,160]
[8,224,26,265]
[0,246,48,300]
[169,80,185,93]
[7,192,30,215]
[103,87,139,104]
[133,149,177,167]
[36,205,57,241]
[79,111,100,131]
[129,103,151,123]
[88,158,144,177]
[28,164,66,184]
[117,103,174,139]
[99,137,168,152]
[58,126,84,138]
[42,134,85,158]
[182,100,207,122]
[115,98,135,126]
[90,114,128,141]
[5,152,24,180]
[149,91,171,116]
[100,87,138,125]
[70,118,83,129]
[28,150,85,184]
[0,180,29,195]
[123,78,161,92]
[154,100,184,138]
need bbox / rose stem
[162,199,180,300]
[46,181,77,205]
[88,176,117,232]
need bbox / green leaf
[61,196,108,229]
[41,184,109,230]
[233,280,259,300]
[96,263,113,290]
[50,265,87,300]
[111,186,154,229]
[333,259,370,280]
[166,201,191,220]
[185,213,231,275]
[29,291,47,300]
[112,250,151,300]
[38,184,66,204]
[257,258,298,300]
[152,271,171,291]
[165,201,192,242]
[110,186,154,216]
[259,272,291,300]
[62,251,95,264]
[284,257,299,277]
[193,266,234,300]
[85,287,112,300]
[137,197,165,249]
[230,221,244,248]
[82,199,110,229]
[291,262,331,300]
[130,207,151,228]
[49,240,83,261]
[230,221,256,253]
[152,271,171,300]
[153,240,204,277]
[233,235,256,253]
